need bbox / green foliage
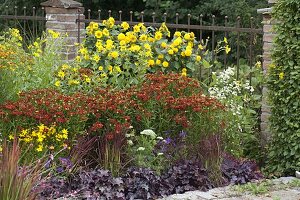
[266,0,300,176]
[0,29,66,103]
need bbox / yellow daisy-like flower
[154,31,163,41]
[279,72,284,79]
[121,22,130,31]
[57,70,65,79]
[162,61,169,68]
[148,59,155,66]
[225,45,231,54]
[110,51,119,59]
[174,31,181,38]
[55,80,61,87]
[98,66,103,71]
[184,49,192,57]
[161,42,168,48]
[95,30,103,39]
[36,144,43,152]
[156,59,161,65]
[181,68,187,77]
[168,49,174,55]
[158,54,164,59]
[196,55,201,62]
[184,33,191,40]
[85,77,91,83]
[117,33,126,41]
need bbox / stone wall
[41,0,85,61]
[258,0,277,145]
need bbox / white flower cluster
[208,67,254,116]
[140,129,157,139]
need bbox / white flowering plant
[126,129,165,173]
[208,63,263,158]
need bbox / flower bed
[0,19,264,200]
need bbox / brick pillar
[257,0,277,146]
[41,0,85,61]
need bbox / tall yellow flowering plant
[55,17,212,92]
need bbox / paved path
[159,177,300,200]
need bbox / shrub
[266,0,300,176]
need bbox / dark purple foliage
[221,154,264,184]
[162,160,213,194]
[123,167,168,200]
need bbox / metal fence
[0,6,46,43]
[77,9,264,82]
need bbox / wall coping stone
[41,0,82,8]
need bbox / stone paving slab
[159,177,300,200]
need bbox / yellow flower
[49,146,55,150]
[55,80,61,87]
[117,33,126,41]
[103,28,110,37]
[154,31,163,40]
[162,61,169,68]
[98,66,103,71]
[181,68,187,77]
[255,61,262,68]
[139,34,148,41]
[196,55,201,62]
[92,22,99,30]
[61,64,70,70]
[115,66,122,73]
[57,70,65,79]
[108,65,113,73]
[161,42,168,48]
[184,33,191,40]
[173,37,182,46]
[110,51,119,59]
[121,22,130,30]
[168,49,174,55]
[174,31,181,38]
[181,51,186,57]
[184,49,192,57]
[225,45,231,54]
[85,77,91,83]
[143,43,151,50]
[93,54,100,62]
[9,134,14,140]
[156,59,161,65]
[95,30,103,39]
[279,72,284,79]
[158,54,164,59]
[36,144,43,152]
[198,44,204,50]
[224,37,228,44]
[133,24,141,33]
[148,59,155,66]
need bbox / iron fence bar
[33,7,36,38]
[88,9,91,19]
[249,17,254,86]
[175,13,179,31]
[119,10,122,21]
[212,15,215,62]
[199,14,203,41]
[23,7,26,40]
[14,6,17,28]
[108,10,111,18]
[224,16,228,68]
[141,11,144,22]
[236,16,241,80]
[98,10,101,20]
[77,19,262,34]
[187,14,191,32]
[163,13,167,22]
[0,15,46,21]
[152,12,156,23]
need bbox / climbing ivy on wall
[266,0,300,176]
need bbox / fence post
[41,0,85,61]
[257,0,277,146]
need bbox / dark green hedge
[266,0,300,176]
